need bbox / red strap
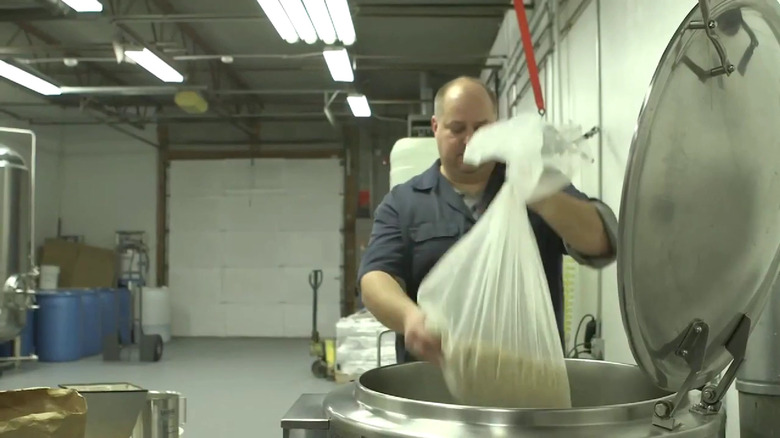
[513,0,545,115]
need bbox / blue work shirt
[358,159,618,363]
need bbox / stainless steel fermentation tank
[736,288,780,437]
[281,0,780,436]
[0,128,39,352]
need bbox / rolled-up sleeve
[357,190,408,286]
[561,185,618,269]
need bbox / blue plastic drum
[97,288,117,344]
[117,288,132,344]
[35,291,82,362]
[80,289,102,357]
[0,309,36,357]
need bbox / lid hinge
[652,319,709,431]
[652,314,751,431]
[692,313,750,415]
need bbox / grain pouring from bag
[443,343,572,408]
[417,113,586,409]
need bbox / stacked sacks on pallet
[335,309,396,376]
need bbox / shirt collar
[411,159,442,191]
[412,159,506,193]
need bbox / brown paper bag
[0,388,87,438]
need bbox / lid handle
[686,0,735,77]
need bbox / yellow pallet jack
[308,269,336,379]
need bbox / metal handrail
[376,329,394,367]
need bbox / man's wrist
[401,304,420,331]
[529,192,560,217]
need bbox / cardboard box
[40,239,116,288]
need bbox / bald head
[433,76,498,118]
[431,76,499,183]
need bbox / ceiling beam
[30,0,70,16]
[0,8,61,22]
[12,21,152,129]
[114,22,258,137]
[143,0,260,99]
[0,108,26,121]
[0,0,531,22]
[115,0,268,138]
[168,139,338,147]
[108,7,511,24]
[0,98,423,106]
[167,148,343,161]
[15,21,127,86]
[9,52,504,68]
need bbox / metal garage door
[168,158,343,338]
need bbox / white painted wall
[57,125,158,285]
[485,0,695,363]
[484,0,742,435]
[168,158,343,338]
[38,121,347,340]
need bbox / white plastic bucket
[389,137,440,189]
[142,287,172,343]
[39,265,60,290]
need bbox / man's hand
[403,308,443,365]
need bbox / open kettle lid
[617,0,780,393]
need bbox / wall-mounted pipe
[595,0,604,337]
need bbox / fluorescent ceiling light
[325,0,356,46]
[281,0,318,44]
[322,48,353,82]
[60,0,103,12]
[256,0,299,44]
[0,60,61,96]
[124,48,184,83]
[303,0,337,45]
[347,94,371,118]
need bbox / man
[358,76,618,365]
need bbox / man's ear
[431,115,438,134]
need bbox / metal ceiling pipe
[18,57,118,64]
[7,51,506,64]
[107,5,519,24]
[175,53,505,62]
[0,99,424,107]
[111,13,266,23]
[212,89,344,96]
[419,72,433,116]
[13,58,500,73]
[59,86,207,96]
[154,112,346,120]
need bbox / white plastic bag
[416,113,588,409]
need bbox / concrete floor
[0,338,338,437]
